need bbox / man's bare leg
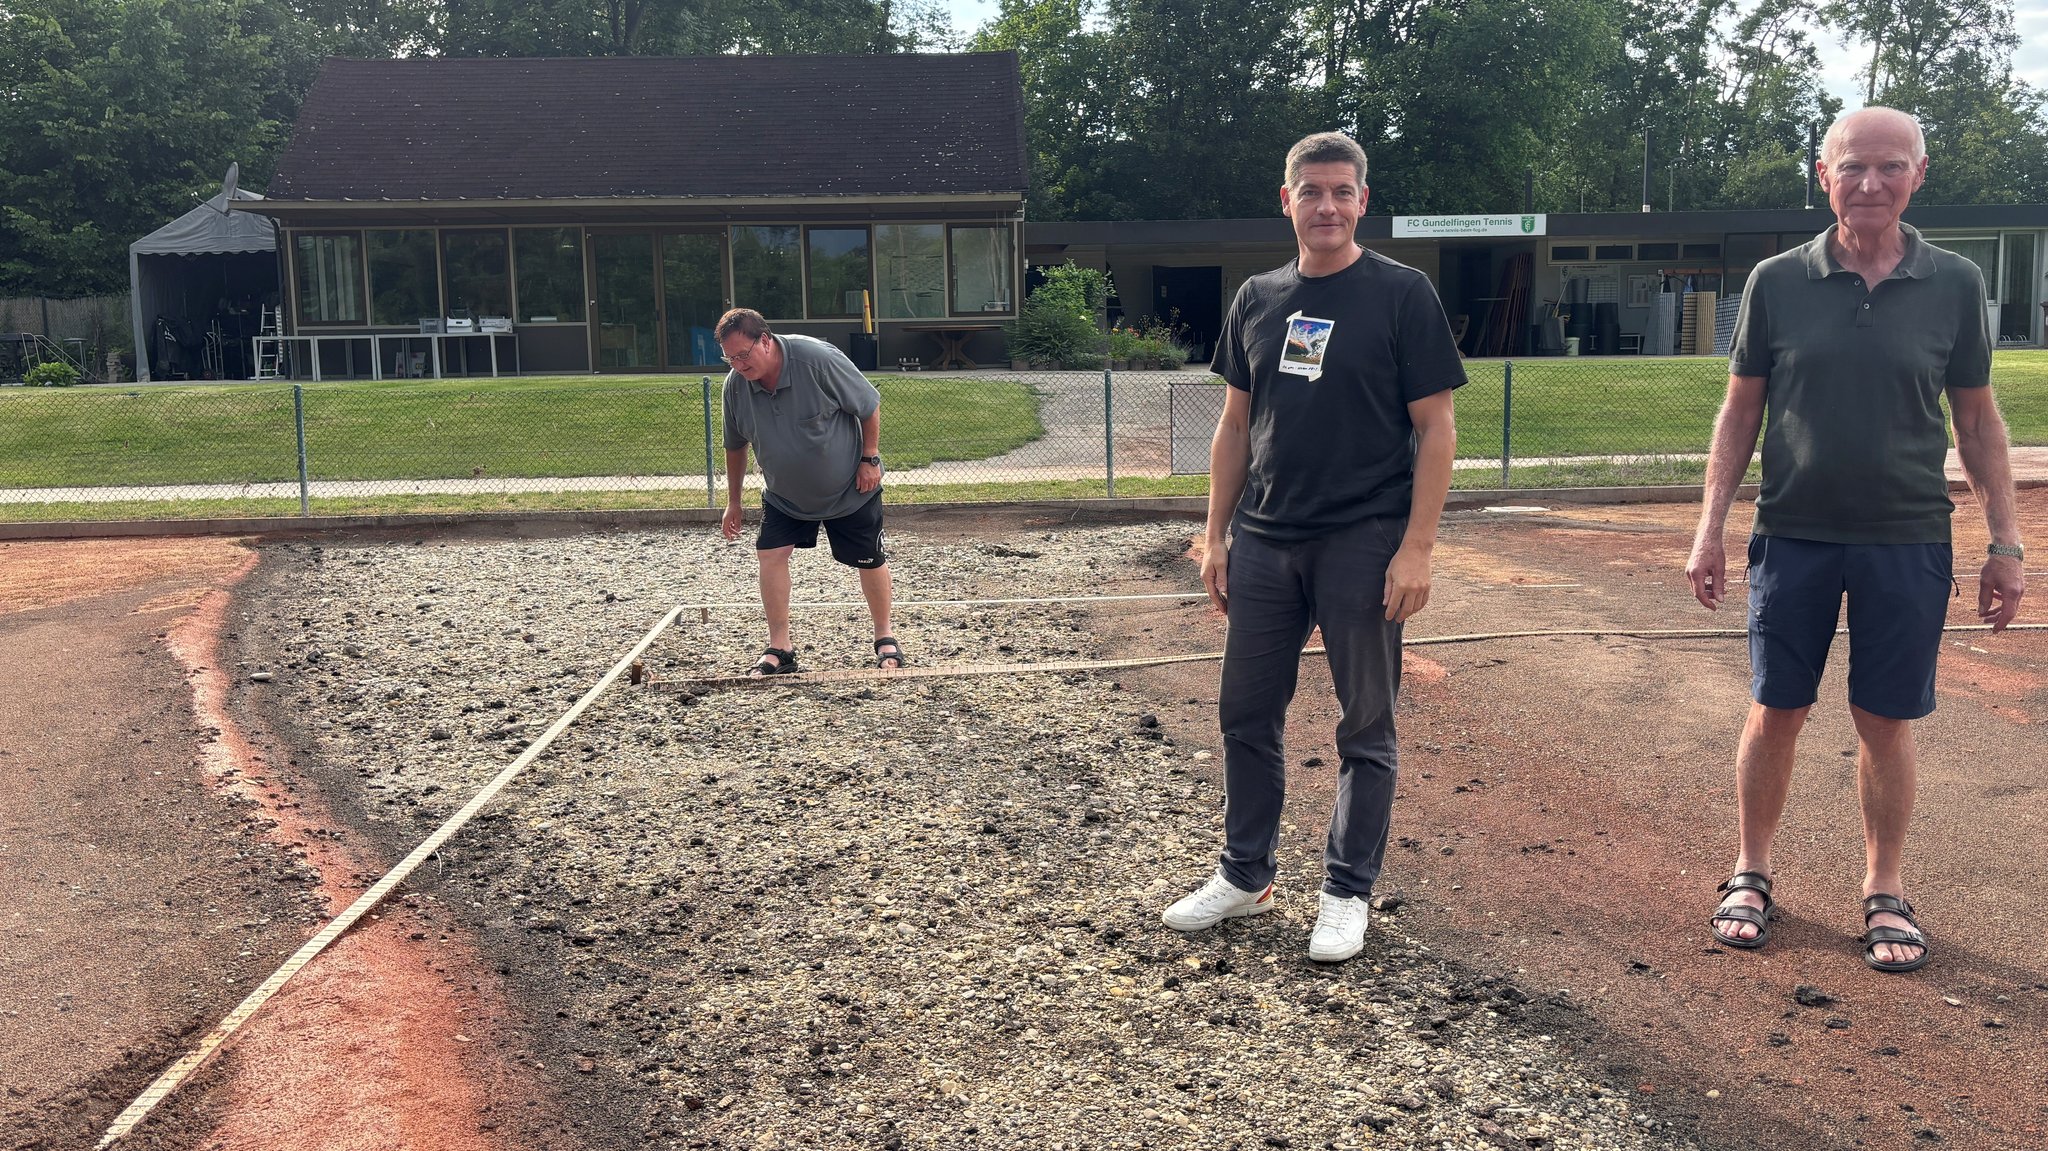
[858,563,896,662]
[1713,702,1810,942]
[757,546,796,668]
[1851,703,1923,967]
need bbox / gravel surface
[235,523,1699,1151]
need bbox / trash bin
[847,333,879,371]
[1564,337,1581,356]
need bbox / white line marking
[99,604,685,1148]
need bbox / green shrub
[24,362,81,387]
[1006,262,1112,368]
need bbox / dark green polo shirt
[1729,223,1992,544]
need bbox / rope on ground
[98,605,688,1149]
[647,622,2048,691]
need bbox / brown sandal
[1709,871,1774,949]
[1861,894,1931,973]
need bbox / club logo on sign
[1521,216,1537,233]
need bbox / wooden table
[900,324,1001,370]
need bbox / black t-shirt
[1211,250,1466,542]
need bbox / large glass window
[806,227,870,319]
[366,230,438,327]
[443,230,510,319]
[1999,234,2036,344]
[514,228,586,323]
[949,225,1014,315]
[294,233,363,324]
[662,232,725,368]
[730,226,803,319]
[875,224,945,319]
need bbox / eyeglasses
[720,337,764,365]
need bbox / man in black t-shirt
[1161,132,1465,963]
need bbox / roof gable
[268,54,1026,202]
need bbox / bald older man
[1686,107,2024,973]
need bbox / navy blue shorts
[756,492,887,569]
[1746,534,1953,719]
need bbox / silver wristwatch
[1988,542,2024,560]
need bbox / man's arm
[856,408,882,494]
[721,447,749,540]
[1385,389,1455,623]
[1202,385,1252,611]
[1685,374,1767,610]
[1950,384,2025,630]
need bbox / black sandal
[1709,870,1774,949]
[1861,894,1932,973]
[873,636,906,669]
[749,646,799,677]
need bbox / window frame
[946,223,1016,318]
[292,230,368,328]
[803,225,874,320]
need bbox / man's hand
[1383,544,1432,623]
[720,502,744,541]
[1685,530,1727,610]
[1201,538,1229,613]
[856,460,881,494]
[1979,554,2025,631]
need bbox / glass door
[592,234,658,370]
[661,232,726,368]
[2000,233,2038,346]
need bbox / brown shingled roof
[268,54,1026,201]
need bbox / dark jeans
[1217,514,1405,899]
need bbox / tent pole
[130,250,149,383]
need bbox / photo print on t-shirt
[1279,312,1334,381]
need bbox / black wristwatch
[861,454,882,466]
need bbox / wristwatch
[1988,542,2024,560]
[861,454,882,466]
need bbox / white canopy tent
[128,187,276,381]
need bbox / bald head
[1821,107,1925,166]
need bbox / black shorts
[756,492,887,569]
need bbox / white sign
[1392,214,1546,238]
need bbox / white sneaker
[1307,892,1371,962]
[1161,869,1276,932]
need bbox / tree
[1821,0,2048,205]
[0,0,295,295]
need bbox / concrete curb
[4,479,2042,542]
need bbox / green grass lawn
[1,351,2041,521]
[0,374,1044,488]
[1453,350,2048,459]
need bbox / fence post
[702,375,715,509]
[1500,360,1513,490]
[293,383,311,516]
[1104,367,1116,498]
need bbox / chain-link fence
[3,356,2025,520]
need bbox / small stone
[1794,984,1836,1007]
[249,671,274,683]
[1824,1016,1852,1030]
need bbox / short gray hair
[1821,107,1926,165]
[1285,132,1368,188]
[715,308,771,341]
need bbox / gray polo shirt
[1729,223,1991,545]
[723,334,881,521]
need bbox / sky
[940,0,2048,101]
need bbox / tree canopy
[3,0,2044,294]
